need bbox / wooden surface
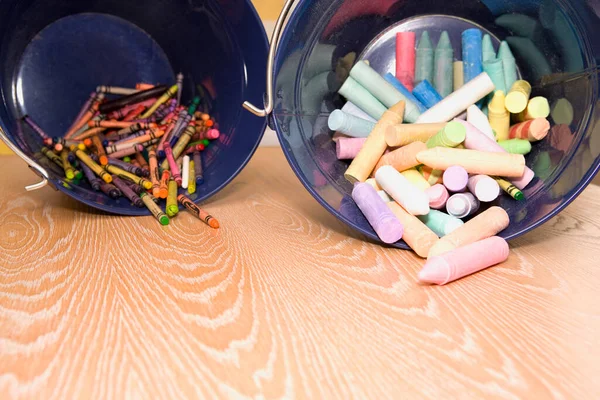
[0,148,599,399]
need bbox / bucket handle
[0,126,50,191]
[242,0,296,117]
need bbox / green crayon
[494,177,525,201]
[140,193,169,226]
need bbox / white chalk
[375,166,430,216]
[341,102,377,122]
[467,105,495,141]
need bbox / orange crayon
[88,120,136,129]
[91,135,108,166]
[159,170,170,199]
[65,93,105,138]
[178,194,220,229]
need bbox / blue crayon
[412,80,443,109]
[384,73,427,113]
[462,29,483,84]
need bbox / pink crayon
[443,165,469,193]
[336,137,367,160]
[396,32,416,91]
[418,236,509,285]
[455,119,535,189]
[164,143,182,185]
[425,184,449,210]
[198,128,220,141]
[352,182,404,244]
[107,144,145,159]
[467,175,500,202]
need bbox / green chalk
[434,31,454,97]
[349,61,422,123]
[483,58,506,94]
[415,31,434,87]
[338,76,387,120]
[482,34,496,62]
[426,121,466,149]
[497,41,518,91]
[418,210,464,237]
[498,139,532,155]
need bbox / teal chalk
[415,31,434,87]
[434,31,454,97]
[482,34,496,62]
[497,41,518,91]
[338,76,387,120]
[418,210,464,238]
[349,61,421,123]
[328,110,376,138]
[505,36,552,82]
[483,58,506,95]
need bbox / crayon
[462,29,483,83]
[426,121,466,149]
[163,143,182,186]
[498,139,532,155]
[415,31,434,87]
[345,101,406,183]
[482,34,496,62]
[66,92,96,134]
[148,148,161,197]
[122,105,147,122]
[497,41,518,91]
[443,166,469,193]
[23,115,52,146]
[107,99,156,120]
[106,144,146,159]
[505,80,532,114]
[328,110,376,138]
[374,141,426,173]
[139,84,179,119]
[188,160,197,194]
[159,170,170,199]
[416,147,526,178]
[446,193,480,219]
[107,158,145,177]
[178,194,220,229]
[516,96,550,122]
[400,168,432,192]
[385,123,447,147]
[384,73,427,113]
[75,150,112,183]
[466,105,495,141]
[134,151,149,172]
[80,162,102,191]
[433,31,454,97]
[351,182,404,243]
[494,177,525,200]
[90,135,108,166]
[182,156,190,190]
[416,72,495,123]
[100,182,121,199]
[166,180,179,217]
[428,207,509,257]
[419,236,509,285]
[72,127,108,141]
[418,210,464,238]
[349,61,421,123]
[467,175,500,202]
[396,32,416,91]
[376,166,430,216]
[96,85,139,96]
[176,73,184,107]
[193,151,204,184]
[336,138,367,160]
[140,193,170,226]
[413,80,443,109]
[509,118,550,142]
[65,93,104,138]
[488,91,510,141]
[112,176,143,208]
[425,184,449,210]
[161,125,195,170]
[104,164,152,189]
[387,201,439,258]
[338,76,387,120]
[40,147,63,168]
[123,180,145,195]
[453,61,464,90]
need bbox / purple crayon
[112,176,143,207]
[23,115,52,146]
[352,182,404,244]
[100,182,122,199]
[164,143,182,185]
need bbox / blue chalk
[412,80,443,109]
[462,29,483,84]
[384,73,427,113]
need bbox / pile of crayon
[330,28,555,285]
[25,76,220,228]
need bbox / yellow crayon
[104,164,152,189]
[166,180,179,217]
[140,84,178,119]
[60,150,76,180]
[488,91,510,141]
[188,160,197,194]
[75,149,112,183]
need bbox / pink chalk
[336,137,367,160]
[455,119,535,190]
[468,175,500,202]
[418,236,510,285]
[396,32,416,91]
[352,182,404,244]
[443,166,469,193]
[425,184,449,210]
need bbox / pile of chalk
[24,77,220,228]
[331,29,552,285]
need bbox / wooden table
[1,148,599,399]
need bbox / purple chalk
[336,137,367,160]
[443,165,469,193]
[352,182,404,244]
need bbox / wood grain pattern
[0,148,599,399]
